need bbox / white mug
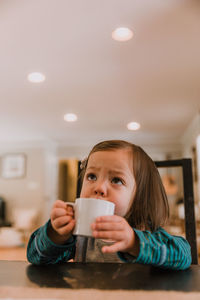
[66,198,115,237]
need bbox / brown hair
[80,140,169,232]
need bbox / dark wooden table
[0,260,200,291]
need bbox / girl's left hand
[91,215,139,256]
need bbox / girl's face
[80,149,136,216]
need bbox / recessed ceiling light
[127,122,140,131]
[112,27,133,42]
[28,72,45,83]
[64,113,78,122]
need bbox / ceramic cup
[66,198,115,237]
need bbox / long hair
[80,140,169,232]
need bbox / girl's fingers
[51,207,74,220]
[53,200,74,213]
[57,219,76,236]
[91,221,124,232]
[92,229,124,241]
[53,199,67,209]
[51,208,66,220]
[53,215,74,229]
[101,241,124,254]
[91,216,127,232]
[95,215,122,223]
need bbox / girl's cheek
[80,181,87,197]
[114,205,123,217]
[115,203,130,217]
[80,188,85,198]
[80,188,87,197]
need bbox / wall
[181,113,200,158]
[0,142,46,225]
[181,113,200,203]
[57,141,183,161]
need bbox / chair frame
[76,159,198,264]
[155,158,198,264]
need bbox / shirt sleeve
[118,227,192,270]
[27,220,76,265]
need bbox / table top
[0,260,200,291]
[0,260,200,299]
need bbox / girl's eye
[111,177,123,185]
[86,173,97,181]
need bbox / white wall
[0,142,47,225]
[57,141,183,161]
[181,113,200,203]
[181,113,200,158]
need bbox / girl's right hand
[48,199,76,245]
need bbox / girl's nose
[94,181,107,197]
[95,190,104,196]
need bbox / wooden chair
[155,158,198,264]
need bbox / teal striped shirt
[27,220,191,270]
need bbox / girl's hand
[48,199,75,245]
[91,215,139,256]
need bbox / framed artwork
[0,153,26,179]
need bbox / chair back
[76,158,198,264]
[155,158,198,264]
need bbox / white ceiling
[0,0,200,147]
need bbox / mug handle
[65,202,75,209]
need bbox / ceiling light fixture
[28,72,45,83]
[112,27,133,42]
[127,122,140,131]
[64,113,78,122]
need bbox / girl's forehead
[87,149,133,170]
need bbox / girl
[27,140,191,269]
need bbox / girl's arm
[27,220,76,265]
[118,227,192,270]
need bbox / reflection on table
[0,260,200,299]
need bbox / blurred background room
[0,0,200,261]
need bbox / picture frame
[0,153,26,179]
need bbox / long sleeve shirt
[27,220,192,270]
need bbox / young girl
[27,140,191,269]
